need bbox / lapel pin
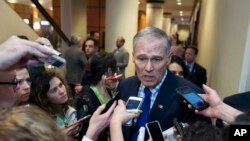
[158,105,163,109]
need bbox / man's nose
[145,60,153,71]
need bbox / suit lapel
[148,72,178,121]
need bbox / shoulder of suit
[119,76,139,87]
[194,62,206,70]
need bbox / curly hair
[29,71,70,116]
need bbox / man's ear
[132,51,135,63]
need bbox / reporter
[0,36,56,108]
[0,105,66,141]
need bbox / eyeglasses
[0,81,17,86]
[15,78,32,88]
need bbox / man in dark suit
[117,27,209,141]
[185,46,207,88]
[223,91,250,112]
[216,91,250,127]
[64,34,87,98]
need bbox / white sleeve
[81,136,94,141]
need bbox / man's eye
[152,58,163,62]
[137,57,147,61]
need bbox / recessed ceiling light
[7,0,17,3]
[177,2,182,5]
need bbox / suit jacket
[64,46,87,84]
[186,62,207,88]
[113,47,129,77]
[224,91,250,112]
[216,91,250,127]
[117,72,210,140]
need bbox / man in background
[113,36,129,79]
[185,46,207,88]
[64,34,87,98]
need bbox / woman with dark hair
[29,71,80,141]
[75,52,118,141]
[168,55,188,78]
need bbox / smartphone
[39,45,66,68]
[126,96,143,111]
[66,114,91,128]
[125,96,143,125]
[172,118,184,137]
[176,86,209,111]
[101,91,120,114]
[146,120,165,141]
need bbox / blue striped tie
[131,87,151,141]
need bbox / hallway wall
[0,1,38,43]
[197,0,250,98]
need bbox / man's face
[15,68,31,103]
[85,40,97,58]
[185,48,196,63]
[0,71,16,107]
[133,38,168,88]
[116,38,124,48]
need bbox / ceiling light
[33,21,40,30]
[31,3,36,7]
[177,2,182,5]
[41,21,50,26]
[7,0,17,3]
[179,11,183,14]
[23,19,29,24]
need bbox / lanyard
[90,85,106,104]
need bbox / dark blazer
[117,72,210,140]
[64,45,87,85]
[186,62,207,88]
[113,47,129,78]
[223,91,250,112]
[216,91,250,127]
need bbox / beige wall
[197,0,250,98]
[177,25,189,41]
[105,0,138,78]
[0,1,38,43]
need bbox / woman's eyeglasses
[15,78,32,87]
[0,78,31,88]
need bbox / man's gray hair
[70,34,82,46]
[133,27,171,52]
